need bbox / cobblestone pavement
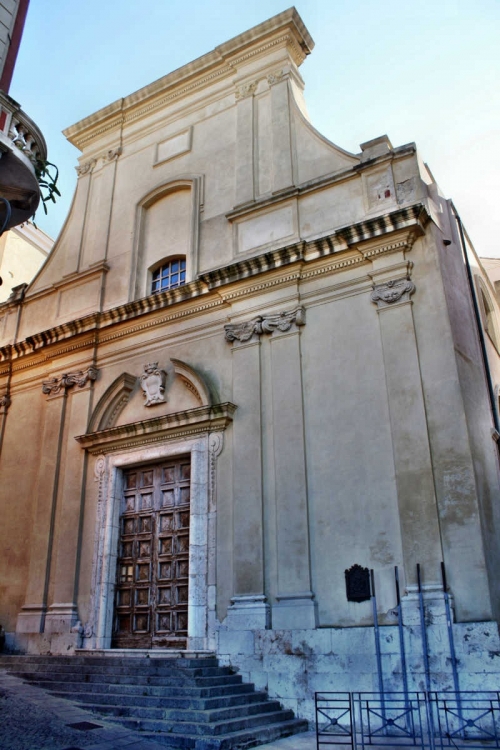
[0,668,316,750]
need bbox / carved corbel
[267,69,285,86]
[62,366,99,389]
[224,306,306,342]
[235,81,258,100]
[261,306,305,334]
[371,278,415,308]
[102,147,122,163]
[42,366,98,396]
[76,159,97,177]
[224,317,263,343]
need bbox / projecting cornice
[75,402,237,454]
[0,204,429,367]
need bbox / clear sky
[10,0,500,256]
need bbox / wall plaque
[345,564,371,603]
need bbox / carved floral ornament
[75,147,122,177]
[224,306,305,343]
[371,278,415,309]
[235,70,286,100]
[235,81,258,100]
[42,366,98,396]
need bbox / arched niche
[130,175,204,301]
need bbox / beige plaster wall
[0,9,498,660]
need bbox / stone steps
[42,680,256,700]
[0,661,232,677]
[50,685,267,709]
[139,718,306,750]
[0,654,308,748]
[10,669,243,687]
[100,708,296,735]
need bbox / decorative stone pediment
[75,402,237,454]
[86,359,214,433]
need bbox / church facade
[1,8,500,722]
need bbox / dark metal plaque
[345,564,371,603]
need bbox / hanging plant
[35,159,61,214]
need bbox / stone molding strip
[42,366,98,396]
[75,402,237,454]
[0,204,429,366]
[225,306,305,342]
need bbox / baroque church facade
[1,8,500,722]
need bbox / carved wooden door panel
[112,458,191,649]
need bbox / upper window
[151,257,186,294]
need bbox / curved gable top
[63,8,314,152]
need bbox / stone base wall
[216,622,500,725]
[4,630,82,655]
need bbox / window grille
[151,258,186,293]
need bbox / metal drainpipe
[451,203,500,450]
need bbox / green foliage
[35,160,61,214]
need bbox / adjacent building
[1,8,500,722]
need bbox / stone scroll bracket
[224,305,305,343]
[42,366,98,398]
[369,259,415,311]
[371,277,415,309]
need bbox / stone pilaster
[17,389,68,634]
[17,367,97,638]
[234,83,256,206]
[270,78,294,194]
[269,318,316,629]
[45,381,95,636]
[226,328,268,629]
[370,265,443,598]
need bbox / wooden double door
[112,458,191,648]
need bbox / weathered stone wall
[217,621,500,724]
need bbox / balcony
[0,90,46,231]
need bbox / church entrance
[112,457,191,648]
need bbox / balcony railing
[0,90,47,231]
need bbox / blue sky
[11,0,500,256]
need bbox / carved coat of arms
[140,363,166,406]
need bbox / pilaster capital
[235,81,258,100]
[224,306,305,343]
[75,159,97,177]
[42,366,98,396]
[371,277,415,309]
